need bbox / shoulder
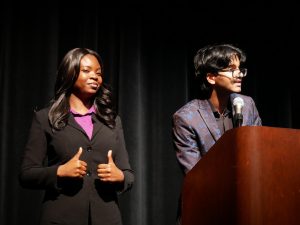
[173,99,206,116]
[31,106,51,124]
[230,93,256,105]
[115,115,122,123]
[114,115,124,129]
[172,99,208,124]
[34,106,50,117]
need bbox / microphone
[233,97,244,127]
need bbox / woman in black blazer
[19,48,134,225]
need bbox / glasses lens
[240,68,247,77]
[233,68,247,78]
[218,68,247,78]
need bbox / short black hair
[193,43,246,99]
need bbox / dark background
[1,2,299,225]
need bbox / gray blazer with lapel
[172,93,262,174]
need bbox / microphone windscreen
[233,97,244,107]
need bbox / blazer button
[86,171,91,176]
[87,146,92,152]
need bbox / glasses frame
[217,68,247,78]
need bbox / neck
[209,90,230,114]
[69,94,93,114]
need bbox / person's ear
[206,73,216,85]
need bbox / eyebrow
[80,66,101,71]
[228,65,238,69]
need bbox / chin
[234,87,242,92]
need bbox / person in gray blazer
[172,43,262,224]
[19,48,134,225]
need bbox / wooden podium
[181,126,300,225]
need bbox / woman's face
[73,54,103,99]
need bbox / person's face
[207,55,244,94]
[73,54,102,99]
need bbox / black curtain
[1,3,299,225]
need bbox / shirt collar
[70,105,96,116]
[208,100,231,118]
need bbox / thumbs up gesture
[57,147,87,178]
[97,150,124,182]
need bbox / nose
[236,72,243,78]
[90,72,98,80]
[233,70,244,79]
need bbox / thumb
[107,150,114,164]
[73,147,83,160]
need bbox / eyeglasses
[217,68,247,78]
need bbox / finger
[80,164,87,171]
[98,173,111,178]
[107,150,113,164]
[80,160,87,167]
[98,172,110,177]
[79,169,86,176]
[98,164,109,169]
[100,178,110,182]
[73,147,83,160]
[76,168,86,177]
[97,167,111,174]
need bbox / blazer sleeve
[249,97,262,126]
[19,110,60,190]
[172,113,201,174]
[114,116,134,194]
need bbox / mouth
[88,83,99,89]
[233,80,242,88]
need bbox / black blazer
[19,107,134,225]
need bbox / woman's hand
[57,147,87,178]
[97,150,124,182]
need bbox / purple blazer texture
[172,93,262,174]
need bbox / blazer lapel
[197,100,222,142]
[68,114,105,141]
[67,114,90,138]
[91,114,105,140]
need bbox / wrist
[57,165,64,177]
[119,170,125,182]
